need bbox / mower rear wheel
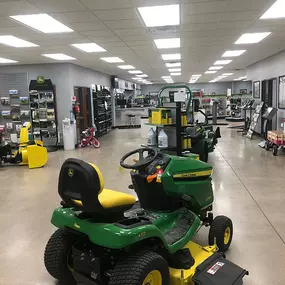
[208,216,233,252]
[273,145,278,156]
[44,228,78,285]
[108,250,169,285]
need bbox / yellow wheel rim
[142,270,162,285]
[224,227,231,245]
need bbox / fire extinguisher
[73,102,80,118]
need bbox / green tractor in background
[44,148,248,285]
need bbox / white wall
[247,50,285,130]
[0,63,111,130]
[141,81,252,95]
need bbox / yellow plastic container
[152,108,168,125]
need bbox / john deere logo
[37,76,45,84]
[68,168,74,177]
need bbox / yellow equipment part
[169,242,216,285]
[26,145,48,169]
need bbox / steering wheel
[120,148,158,170]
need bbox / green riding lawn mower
[44,148,248,285]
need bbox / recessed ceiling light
[166,62,181,67]
[235,32,271,44]
[222,50,246,57]
[71,43,106,53]
[154,38,180,49]
[118,65,135,70]
[0,57,18,63]
[0,35,38,47]
[260,0,285,19]
[209,66,223,70]
[223,73,234,76]
[214,60,232,65]
[192,74,202,77]
[132,77,140,80]
[169,68,181,72]
[137,74,148,78]
[162,53,181,61]
[42,53,76,60]
[170,72,181,76]
[129,70,143,74]
[205,71,217,74]
[10,14,73,33]
[101,57,124,63]
[162,76,171,79]
[138,5,180,27]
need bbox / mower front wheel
[44,228,78,285]
[208,215,233,252]
[109,250,169,285]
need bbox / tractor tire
[208,216,233,252]
[273,145,278,156]
[44,228,78,285]
[109,250,169,285]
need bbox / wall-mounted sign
[37,76,45,84]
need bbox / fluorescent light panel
[170,72,181,76]
[136,74,148,78]
[132,77,140,80]
[154,38,180,49]
[10,14,73,33]
[205,71,217,74]
[129,70,143,74]
[101,57,124,63]
[235,32,271,44]
[214,60,232,65]
[118,65,135,70]
[162,53,181,60]
[223,73,234,76]
[260,0,285,19]
[42,53,75,60]
[71,43,106,53]
[138,5,180,27]
[209,66,223,70]
[166,62,181,67]
[0,35,38,47]
[0,57,18,63]
[168,68,181,72]
[222,50,246,57]
[162,76,172,79]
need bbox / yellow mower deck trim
[169,241,216,285]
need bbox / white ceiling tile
[220,10,262,21]
[183,13,220,24]
[80,0,132,10]
[113,28,147,36]
[89,35,122,43]
[27,0,86,12]
[184,1,227,14]
[216,20,253,30]
[50,11,100,23]
[119,34,150,42]
[69,21,108,31]
[131,0,180,5]
[181,22,217,32]
[80,30,115,37]
[104,19,143,29]
[0,1,40,16]
[93,8,138,21]
[226,0,275,12]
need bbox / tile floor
[1,126,285,285]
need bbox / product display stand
[92,86,112,137]
[29,79,58,150]
[246,102,264,139]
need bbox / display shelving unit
[29,79,58,148]
[92,86,112,137]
